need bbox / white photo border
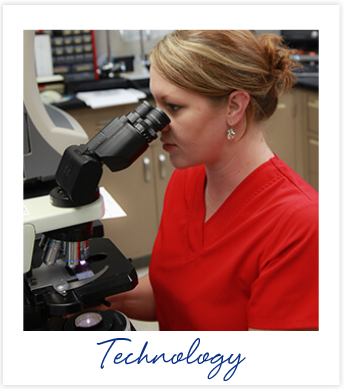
[2,3,341,387]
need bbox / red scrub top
[149,156,319,331]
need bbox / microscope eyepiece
[131,104,170,144]
[146,106,171,132]
[53,100,170,207]
[126,101,170,138]
[133,100,153,117]
[84,100,170,173]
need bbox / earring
[227,124,236,141]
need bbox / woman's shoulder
[269,156,318,204]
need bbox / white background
[1,2,342,388]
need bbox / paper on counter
[126,88,147,99]
[120,72,150,81]
[99,187,127,219]
[76,88,146,109]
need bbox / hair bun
[258,33,300,97]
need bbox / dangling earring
[227,124,236,141]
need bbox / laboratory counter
[53,75,318,112]
[54,76,152,111]
[294,76,318,92]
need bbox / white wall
[93,30,283,66]
[94,30,171,60]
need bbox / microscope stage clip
[28,259,109,296]
[63,265,109,294]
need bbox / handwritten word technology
[97,337,246,381]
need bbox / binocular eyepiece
[87,100,170,153]
[52,101,170,207]
[126,100,171,139]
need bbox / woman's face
[150,66,230,170]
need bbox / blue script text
[97,337,246,381]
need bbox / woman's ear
[226,90,250,126]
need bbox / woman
[106,30,318,331]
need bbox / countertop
[54,75,318,112]
[55,76,152,111]
[295,76,318,92]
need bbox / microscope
[23,31,170,331]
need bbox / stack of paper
[99,187,127,219]
[76,88,147,109]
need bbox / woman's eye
[166,103,180,112]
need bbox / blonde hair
[149,30,300,122]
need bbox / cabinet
[264,88,319,191]
[64,102,174,260]
[305,91,319,191]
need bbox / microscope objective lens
[80,240,90,261]
[42,239,62,266]
[38,235,49,249]
[65,240,90,269]
[66,242,79,268]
